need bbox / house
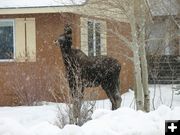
[0,0,134,105]
[147,0,180,84]
[147,0,180,56]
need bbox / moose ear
[64,24,72,35]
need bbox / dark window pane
[88,21,94,56]
[95,23,101,56]
[0,22,14,59]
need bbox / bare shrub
[49,67,98,127]
[4,59,56,106]
[54,98,96,128]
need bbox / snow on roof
[0,0,86,9]
[148,0,179,16]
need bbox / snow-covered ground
[0,85,180,135]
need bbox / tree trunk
[131,3,144,110]
[134,0,150,111]
[132,44,144,110]
[139,32,150,112]
[139,0,150,112]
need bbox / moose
[55,25,122,112]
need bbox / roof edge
[0,0,88,10]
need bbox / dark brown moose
[56,25,122,113]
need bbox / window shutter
[99,20,107,55]
[80,17,88,55]
[26,18,36,62]
[15,18,26,62]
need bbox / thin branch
[107,28,132,49]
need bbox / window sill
[0,59,15,62]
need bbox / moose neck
[60,46,73,69]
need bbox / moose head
[57,25,72,51]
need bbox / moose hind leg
[102,76,121,110]
[110,90,121,110]
[113,77,122,109]
[113,91,122,109]
[102,81,120,110]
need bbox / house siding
[0,13,133,105]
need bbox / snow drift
[0,105,180,135]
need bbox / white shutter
[26,18,36,62]
[80,17,88,55]
[15,18,26,62]
[99,20,107,55]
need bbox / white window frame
[80,17,107,56]
[0,19,15,62]
[87,20,101,56]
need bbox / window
[80,17,107,56]
[0,20,14,60]
[0,18,36,62]
[88,21,101,56]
